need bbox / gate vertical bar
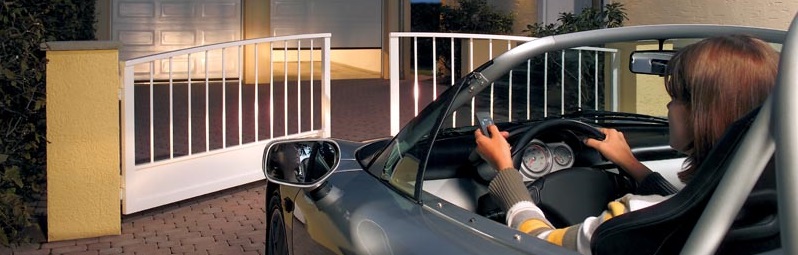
[168,57,174,158]
[187,53,192,155]
[204,51,210,152]
[413,37,419,116]
[432,37,437,99]
[489,39,494,118]
[611,52,620,112]
[390,35,400,135]
[310,40,315,130]
[470,38,474,125]
[222,49,227,148]
[284,43,288,136]
[321,36,331,137]
[526,59,531,120]
[121,65,136,213]
[560,50,565,115]
[595,53,599,110]
[578,50,582,109]
[238,46,243,145]
[254,44,259,141]
[451,37,456,128]
[297,40,302,133]
[269,43,274,139]
[544,52,549,117]
[149,62,154,162]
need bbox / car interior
[353,31,784,253]
[416,46,779,253]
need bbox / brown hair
[665,35,779,183]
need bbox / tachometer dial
[522,142,551,177]
[552,145,574,167]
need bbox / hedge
[0,0,96,246]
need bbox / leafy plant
[522,3,629,114]
[440,0,513,34]
[436,0,514,79]
[524,2,628,37]
[0,0,96,246]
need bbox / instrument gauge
[552,145,574,167]
[521,141,552,178]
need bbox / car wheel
[267,189,289,255]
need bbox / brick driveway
[4,76,444,255]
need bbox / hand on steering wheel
[584,128,652,182]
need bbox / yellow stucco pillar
[42,41,121,241]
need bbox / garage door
[271,0,382,48]
[112,0,242,79]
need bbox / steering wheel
[510,119,633,227]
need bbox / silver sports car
[262,18,798,254]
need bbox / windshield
[367,78,467,198]
[368,47,618,199]
[442,50,610,131]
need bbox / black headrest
[591,107,763,255]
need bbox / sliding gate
[120,34,331,214]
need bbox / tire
[267,188,289,255]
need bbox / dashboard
[520,139,575,181]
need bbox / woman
[475,34,779,254]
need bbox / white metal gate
[388,32,620,135]
[120,34,332,214]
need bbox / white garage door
[112,0,242,79]
[271,0,382,48]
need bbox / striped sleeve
[500,187,666,254]
[489,170,670,254]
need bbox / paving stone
[169,244,195,254]
[50,244,87,254]
[110,238,143,248]
[85,242,111,251]
[11,247,51,255]
[205,245,244,255]
[41,240,77,249]
[62,251,99,255]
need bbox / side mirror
[262,139,340,188]
[629,50,676,76]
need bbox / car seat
[590,108,780,254]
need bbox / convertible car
[261,19,798,254]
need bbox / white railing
[120,33,331,214]
[389,32,620,135]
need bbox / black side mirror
[630,50,676,76]
[262,139,340,188]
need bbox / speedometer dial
[521,142,551,178]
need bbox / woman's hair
[665,35,779,182]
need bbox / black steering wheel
[511,119,633,228]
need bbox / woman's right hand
[475,125,513,171]
[584,128,651,182]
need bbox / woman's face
[667,99,694,153]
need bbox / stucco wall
[615,0,797,30]
[45,42,121,241]
[611,0,796,114]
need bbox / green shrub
[0,0,96,246]
[440,0,513,34]
[436,0,514,78]
[524,2,628,37]
[522,3,629,114]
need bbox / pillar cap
[41,41,122,51]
